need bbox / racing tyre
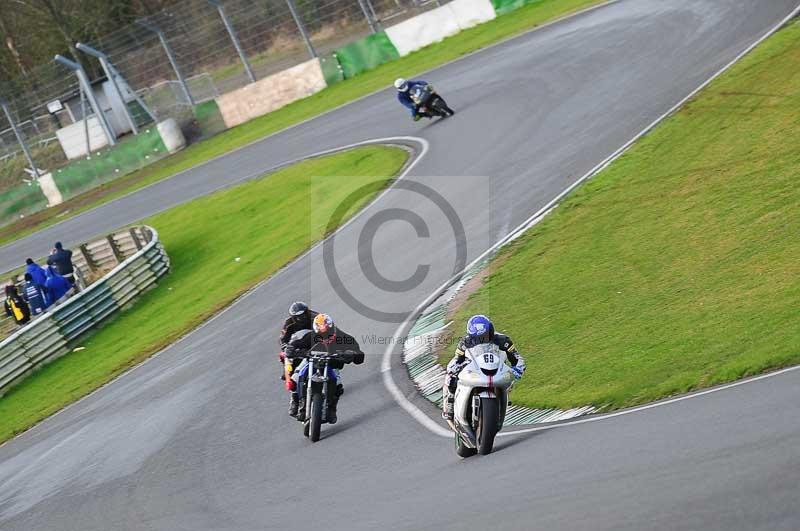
[309,390,323,442]
[477,397,499,455]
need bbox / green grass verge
[0,145,407,443]
[441,19,800,411]
[0,0,605,247]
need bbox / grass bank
[0,0,606,247]
[440,19,800,411]
[0,145,407,443]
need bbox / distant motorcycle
[295,348,358,442]
[445,343,514,457]
[410,84,454,118]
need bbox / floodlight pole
[0,99,40,180]
[136,20,196,105]
[54,54,117,147]
[285,0,317,58]
[208,0,256,82]
[76,42,139,135]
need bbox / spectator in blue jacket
[25,258,47,288]
[44,266,72,304]
[23,273,47,315]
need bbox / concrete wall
[215,58,327,129]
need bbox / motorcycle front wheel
[309,390,323,442]
[477,397,499,455]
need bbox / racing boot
[327,392,339,424]
[296,397,306,422]
[442,391,455,421]
[288,393,299,417]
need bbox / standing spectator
[25,258,50,305]
[47,242,77,288]
[22,273,47,315]
[44,266,72,305]
[25,258,47,288]
[4,285,30,326]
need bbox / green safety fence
[334,32,400,79]
[51,128,167,200]
[491,0,542,16]
[319,54,345,86]
[192,100,227,140]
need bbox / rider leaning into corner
[395,78,455,120]
[284,313,365,424]
[442,315,526,420]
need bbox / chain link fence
[0,0,444,202]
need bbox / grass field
[0,145,407,443]
[0,0,606,247]
[440,19,800,411]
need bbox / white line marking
[498,364,800,437]
[0,136,429,449]
[382,3,800,438]
[0,0,619,255]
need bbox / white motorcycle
[446,343,514,457]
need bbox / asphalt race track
[2,2,799,530]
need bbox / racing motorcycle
[295,348,358,442]
[445,343,514,457]
[410,83,454,119]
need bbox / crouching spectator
[23,273,47,316]
[4,285,30,326]
[47,242,78,290]
[45,266,72,305]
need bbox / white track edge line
[0,136,428,449]
[382,3,800,439]
[0,0,618,254]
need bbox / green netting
[491,0,541,16]
[52,128,168,199]
[0,181,48,225]
[193,100,227,139]
[334,32,400,79]
[319,54,345,86]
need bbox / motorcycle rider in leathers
[278,302,319,406]
[442,315,525,420]
[284,313,365,424]
[395,77,455,120]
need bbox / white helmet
[394,78,408,91]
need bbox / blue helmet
[466,315,494,344]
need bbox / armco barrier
[0,225,169,395]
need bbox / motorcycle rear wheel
[430,96,449,117]
[309,390,323,442]
[477,397,499,455]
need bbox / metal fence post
[0,100,41,180]
[136,20,196,106]
[285,0,317,59]
[208,0,256,83]
[357,0,381,33]
[54,54,117,147]
[76,42,139,135]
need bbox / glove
[353,352,365,365]
[511,365,524,380]
[283,345,295,357]
[413,114,421,122]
